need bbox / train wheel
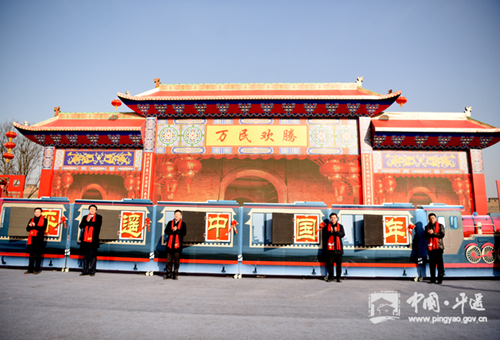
[481,246,495,264]
[465,245,481,264]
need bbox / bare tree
[0,120,44,198]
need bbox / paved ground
[0,268,499,340]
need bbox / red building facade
[14,81,500,214]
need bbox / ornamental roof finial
[464,106,472,117]
[356,76,364,87]
[54,106,60,117]
[154,78,161,88]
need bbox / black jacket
[424,222,445,250]
[322,222,345,255]
[26,216,47,250]
[165,219,187,252]
[79,214,102,248]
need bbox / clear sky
[1,0,499,197]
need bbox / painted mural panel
[50,149,143,202]
[153,118,361,206]
[372,151,473,214]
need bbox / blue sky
[1,0,499,197]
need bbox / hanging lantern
[123,174,136,191]
[174,156,202,193]
[3,131,17,163]
[2,152,14,161]
[319,159,347,181]
[53,175,62,190]
[452,177,465,195]
[396,96,407,107]
[111,99,122,110]
[61,172,73,189]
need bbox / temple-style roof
[371,112,500,149]
[117,82,401,118]
[14,112,144,148]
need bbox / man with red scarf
[321,212,345,283]
[78,204,102,277]
[164,209,187,280]
[424,213,445,284]
[25,207,48,275]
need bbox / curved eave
[117,91,401,101]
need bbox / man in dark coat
[164,209,187,280]
[424,213,445,284]
[79,204,102,277]
[25,207,47,275]
[321,212,345,282]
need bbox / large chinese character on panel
[206,213,232,242]
[383,216,409,245]
[120,211,145,240]
[294,214,320,244]
[42,209,62,237]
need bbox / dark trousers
[82,247,98,275]
[28,248,43,272]
[166,251,181,277]
[327,254,342,279]
[428,249,444,282]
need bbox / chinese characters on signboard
[383,216,409,245]
[42,209,62,237]
[206,125,307,147]
[206,213,232,242]
[120,211,145,240]
[294,214,320,244]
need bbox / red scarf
[327,222,342,251]
[27,216,45,245]
[83,214,96,243]
[168,219,182,249]
[427,223,440,251]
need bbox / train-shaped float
[1,197,498,278]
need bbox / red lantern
[53,175,62,189]
[123,175,136,191]
[5,131,17,139]
[61,173,73,189]
[452,178,465,195]
[111,99,122,110]
[3,152,14,160]
[319,159,347,181]
[4,142,16,149]
[382,175,397,193]
[396,96,407,107]
[175,156,202,193]
[3,131,17,163]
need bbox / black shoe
[33,271,40,275]
[336,278,342,283]
[173,276,178,280]
[163,276,170,280]
[24,271,33,274]
[429,280,436,284]
[80,273,89,276]
[327,277,333,282]
[436,281,442,284]
[90,274,95,277]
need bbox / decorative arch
[219,168,287,203]
[80,183,106,200]
[406,186,437,203]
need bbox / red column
[38,146,56,197]
[358,117,374,205]
[140,117,157,200]
[469,149,488,215]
